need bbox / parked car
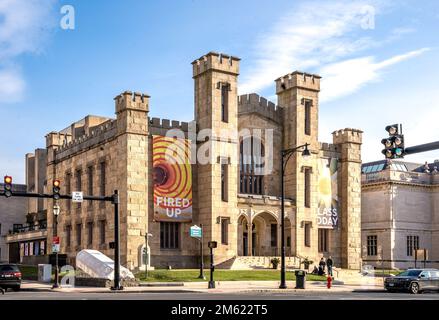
[384,269,439,294]
[0,264,22,292]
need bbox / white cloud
[320,48,430,102]
[0,67,25,103]
[239,0,427,103]
[0,0,56,103]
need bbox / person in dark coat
[318,257,326,276]
[327,256,334,277]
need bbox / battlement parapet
[115,90,150,114]
[238,93,282,124]
[149,117,190,133]
[275,71,321,94]
[332,128,363,145]
[192,51,240,78]
[319,142,338,153]
[55,119,117,159]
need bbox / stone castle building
[362,160,439,269]
[29,52,363,270]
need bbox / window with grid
[160,222,180,249]
[367,235,377,256]
[239,137,264,195]
[318,228,329,252]
[407,235,419,256]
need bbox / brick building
[30,51,363,270]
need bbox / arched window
[240,137,264,195]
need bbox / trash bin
[38,264,52,283]
[295,270,306,289]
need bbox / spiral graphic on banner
[153,135,192,222]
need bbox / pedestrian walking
[0,287,5,295]
[318,257,326,276]
[327,256,334,277]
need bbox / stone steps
[218,256,301,270]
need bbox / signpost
[190,225,205,280]
[208,241,217,289]
[52,236,60,253]
[72,191,83,203]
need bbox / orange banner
[153,135,192,222]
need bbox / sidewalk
[20,280,385,294]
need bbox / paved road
[1,290,439,300]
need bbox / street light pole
[52,203,60,289]
[198,224,205,280]
[111,190,122,291]
[279,143,310,289]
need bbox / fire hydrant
[327,275,332,289]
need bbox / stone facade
[362,161,439,269]
[26,51,363,270]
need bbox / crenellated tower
[333,128,363,269]
[275,71,321,259]
[192,52,240,261]
[114,91,150,268]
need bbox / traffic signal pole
[405,141,439,156]
[0,185,122,291]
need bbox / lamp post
[52,203,61,289]
[279,143,311,289]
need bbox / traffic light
[4,176,12,198]
[381,124,405,159]
[53,179,61,200]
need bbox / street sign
[52,237,60,253]
[72,191,83,203]
[52,244,60,253]
[190,225,202,238]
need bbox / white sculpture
[76,249,135,280]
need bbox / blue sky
[1,0,439,183]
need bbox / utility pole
[1,176,123,291]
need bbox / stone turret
[115,91,150,135]
[333,128,363,269]
[193,51,240,263]
[275,71,321,259]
